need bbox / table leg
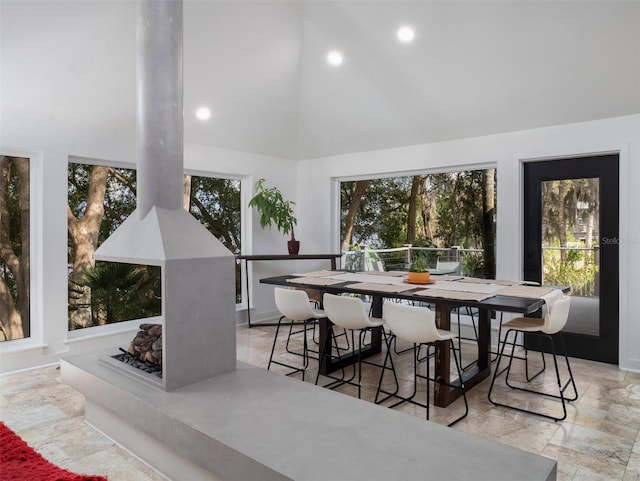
[434,304,452,407]
[477,309,491,371]
[318,317,332,374]
[454,308,492,394]
[434,305,492,407]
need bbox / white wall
[294,114,640,372]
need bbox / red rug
[0,422,108,481]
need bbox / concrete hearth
[61,349,557,481]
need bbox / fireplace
[94,0,236,391]
[116,323,163,375]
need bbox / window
[67,162,162,330]
[340,169,496,278]
[0,156,30,341]
[67,162,244,332]
[186,174,242,302]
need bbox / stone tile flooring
[1,322,639,481]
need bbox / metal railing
[342,244,599,296]
[342,244,484,276]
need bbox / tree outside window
[340,169,496,278]
[67,162,242,331]
[185,174,242,302]
[0,156,30,341]
[68,163,160,329]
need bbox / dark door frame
[522,154,619,364]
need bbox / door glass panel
[541,178,599,336]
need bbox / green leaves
[340,171,493,250]
[409,256,427,272]
[69,262,161,325]
[543,247,598,297]
[248,178,296,237]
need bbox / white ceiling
[2,1,640,160]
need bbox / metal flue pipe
[136,0,184,218]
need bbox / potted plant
[248,178,299,254]
[407,256,432,284]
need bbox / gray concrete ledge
[61,349,556,481]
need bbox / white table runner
[287,271,558,300]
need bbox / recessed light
[326,50,344,67]
[195,107,211,121]
[397,26,415,43]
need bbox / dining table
[260,270,567,408]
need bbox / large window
[0,156,30,341]
[340,169,496,277]
[67,162,160,330]
[67,161,242,331]
[185,174,242,302]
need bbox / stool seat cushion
[501,317,545,332]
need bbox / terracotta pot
[407,271,431,284]
[288,239,300,255]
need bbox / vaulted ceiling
[2,1,640,160]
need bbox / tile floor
[1,322,639,481]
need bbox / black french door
[523,154,619,364]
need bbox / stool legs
[268,316,311,381]
[455,307,479,371]
[317,327,398,401]
[488,329,578,422]
[376,338,468,426]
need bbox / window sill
[0,339,49,355]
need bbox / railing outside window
[343,244,599,295]
[342,245,484,277]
